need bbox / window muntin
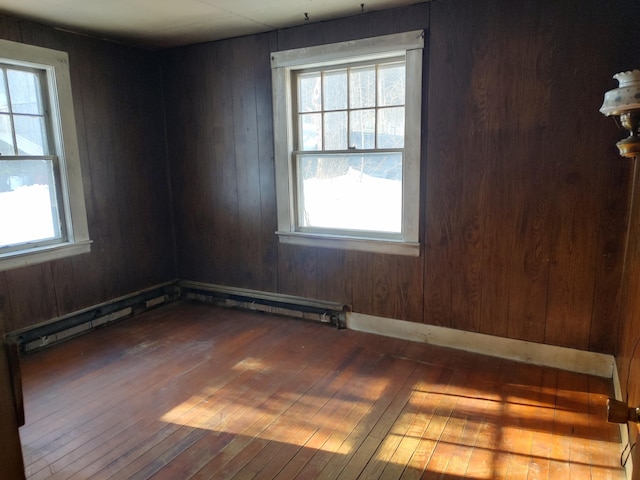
[0,39,91,271]
[295,59,405,154]
[271,30,423,256]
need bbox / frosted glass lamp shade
[600,70,640,116]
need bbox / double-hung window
[271,31,423,256]
[0,39,90,271]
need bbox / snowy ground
[301,167,401,233]
[0,184,55,247]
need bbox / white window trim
[0,39,91,272]
[271,30,423,257]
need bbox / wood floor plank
[309,342,439,480]
[156,324,364,479]
[37,309,289,480]
[234,346,374,478]
[397,366,467,479]
[17,302,625,480]
[90,318,321,479]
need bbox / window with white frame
[271,31,423,256]
[0,39,90,271]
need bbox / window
[0,39,90,271]
[271,31,423,256]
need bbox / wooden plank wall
[0,18,176,332]
[162,0,636,354]
[1,0,637,358]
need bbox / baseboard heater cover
[178,281,348,329]
[10,283,180,352]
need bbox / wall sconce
[607,398,640,423]
[600,69,640,158]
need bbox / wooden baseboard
[347,312,615,378]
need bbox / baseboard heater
[178,281,348,329]
[8,281,349,353]
[9,283,180,352]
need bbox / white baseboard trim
[347,312,615,378]
[613,360,633,480]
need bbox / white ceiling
[0,0,421,49]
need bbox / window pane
[298,72,321,113]
[349,109,375,149]
[14,115,48,155]
[299,113,322,151]
[378,63,405,107]
[0,71,9,113]
[298,152,402,233]
[323,69,347,111]
[0,114,15,155]
[324,111,347,150]
[7,69,44,115]
[377,107,405,148]
[0,159,61,248]
[349,66,376,109]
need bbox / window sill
[0,240,92,272]
[276,231,420,256]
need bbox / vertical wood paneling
[163,45,216,281]
[255,32,280,293]
[230,35,271,291]
[164,34,279,290]
[424,0,633,351]
[423,1,482,331]
[2,265,58,331]
[2,0,636,359]
[541,2,625,350]
[315,248,351,305]
[277,244,318,300]
[0,15,21,41]
[590,163,631,353]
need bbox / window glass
[0,159,60,248]
[7,69,43,115]
[323,111,347,150]
[14,115,48,155]
[349,66,376,109]
[378,63,405,107]
[0,113,15,154]
[298,152,402,233]
[298,72,321,113]
[322,69,347,111]
[377,107,405,148]
[350,109,375,149]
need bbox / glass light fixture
[600,69,640,158]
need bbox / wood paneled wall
[163,0,636,354]
[425,0,636,353]
[0,18,176,332]
[1,0,637,357]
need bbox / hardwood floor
[18,302,624,479]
